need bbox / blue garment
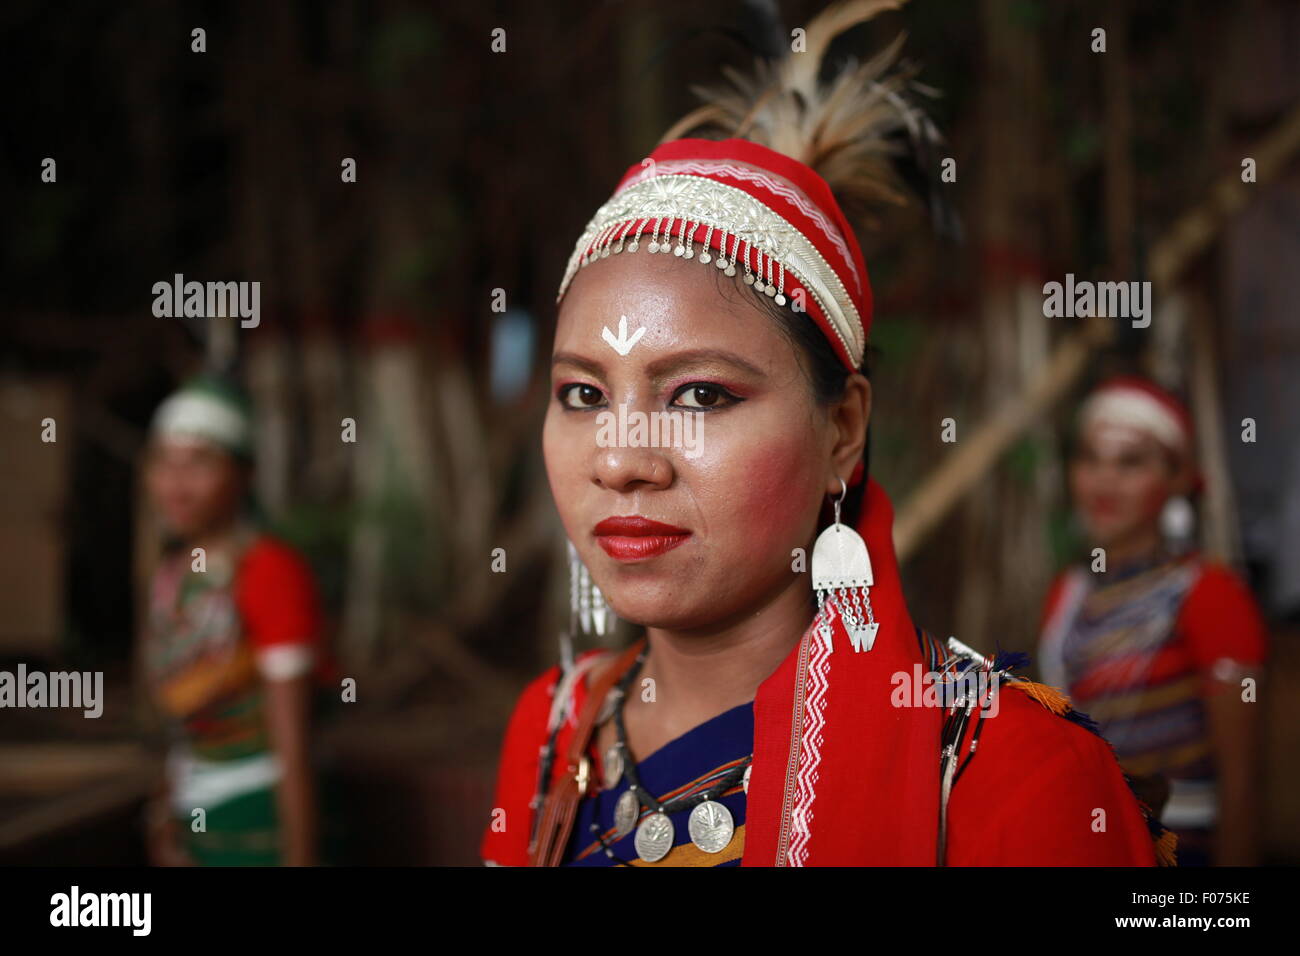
[562,701,754,866]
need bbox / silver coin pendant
[613,789,640,839]
[688,800,735,854]
[634,810,674,862]
[602,744,624,790]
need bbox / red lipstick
[1087,496,1119,520]
[593,516,691,561]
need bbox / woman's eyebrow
[643,349,766,381]
[551,348,765,381]
[551,352,605,376]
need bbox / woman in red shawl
[1038,377,1268,865]
[482,0,1167,867]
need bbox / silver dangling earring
[811,477,878,653]
[1160,494,1195,551]
[567,539,614,641]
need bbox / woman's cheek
[1068,461,1093,501]
[1139,478,1171,520]
[542,415,580,523]
[695,427,821,556]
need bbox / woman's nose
[590,426,675,492]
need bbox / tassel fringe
[1006,677,1072,716]
[1154,828,1179,867]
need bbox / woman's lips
[593,516,691,561]
[1086,497,1120,520]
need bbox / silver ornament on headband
[811,478,878,653]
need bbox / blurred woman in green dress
[138,376,335,866]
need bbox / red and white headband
[1078,377,1193,457]
[556,137,872,371]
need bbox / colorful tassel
[918,627,1181,868]
[1007,677,1072,716]
[1154,828,1178,867]
[991,650,1031,672]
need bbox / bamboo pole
[1148,100,1300,291]
[893,317,1114,562]
[1187,291,1244,563]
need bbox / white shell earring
[811,478,878,653]
[1160,495,1195,549]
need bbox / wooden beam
[894,317,1113,562]
[1149,101,1300,291]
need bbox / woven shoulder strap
[529,638,646,866]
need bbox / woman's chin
[603,588,713,631]
[1087,518,1142,550]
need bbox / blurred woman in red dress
[1038,376,1268,865]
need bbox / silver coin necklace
[592,647,752,863]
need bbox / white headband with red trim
[1079,385,1190,456]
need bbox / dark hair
[710,266,874,528]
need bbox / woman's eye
[671,384,736,409]
[558,383,605,409]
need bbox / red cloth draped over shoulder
[943,683,1156,864]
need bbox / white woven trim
[166,747,281,813]
[624,159,863,296]
[1079,388,1188,454]
[256,644,315,681]
[1161,778,1217,828]
[787,604,835,866]
[557,173,864,367]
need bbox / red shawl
[481,478,1158,866]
